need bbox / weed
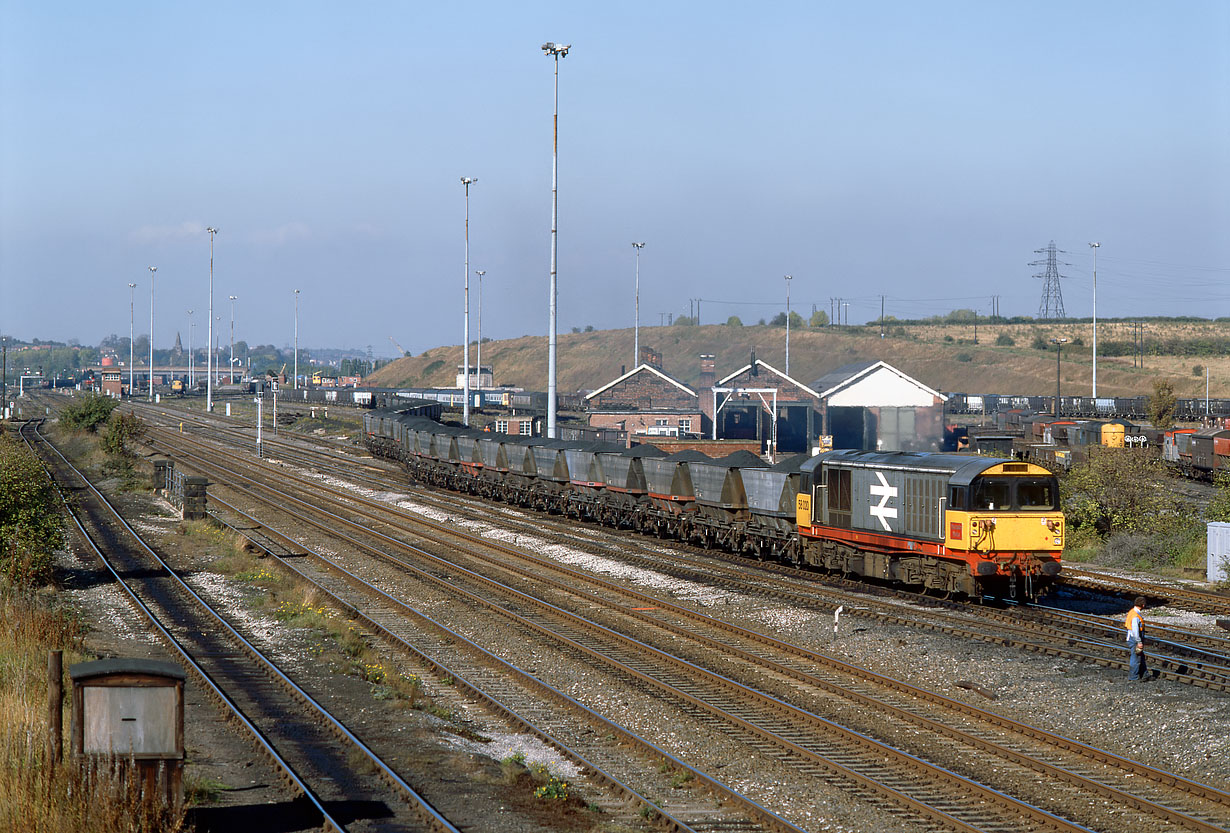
[670,771,694,789]
[273,600,328,626]
[535,775,570,801]
[184,775,231,805]
[356,661,386,684]
[346,747,380,776]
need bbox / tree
[673,316,697,327]
[726,316,743,327]
[788,310,805,329]
[1063,447,1186,536]
[1207,471,1230,523]
[769,312,787,326]
[1147,378,1177,430]
[809,310,829,327]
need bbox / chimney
[750,349,758,376]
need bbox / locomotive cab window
[948,486,965,510]
[971,478,1011,511]
[1015,478,1057,511]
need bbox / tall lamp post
[215,317,222,385]
[1089,242,1100,398]
[632,242,645,367]
[784,274,793,376]
[1051,337,1069,416]
[127,282,136,398]
[293,289,300,390]
[460,176,477,426]
[475,270,485,391]
[205,227,218,411]
[187,310,194,390]
[542,40,570,439]
[148,266,157,400]
[229,295,238,384]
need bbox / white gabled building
[809,360,948,452]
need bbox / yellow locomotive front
[944,461,1063,597]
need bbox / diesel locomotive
[365,409,1063,599]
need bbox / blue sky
[2,2,1227,357]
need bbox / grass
[0,584,185,832]
[366,319,1230,399]
[195,524,451,716]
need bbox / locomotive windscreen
[971,476,1058,511]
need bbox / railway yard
[16,392,1230,833]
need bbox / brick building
[713,357,820,454]
[585,364,707,442]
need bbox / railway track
[1062,568,1230,618]
[120,400,1230,692]
[19,419,461,833]
[136,419,1230,832]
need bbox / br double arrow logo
[868,471,898,531]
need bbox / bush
[1193,364,1204,377]
[101,410,147,457]
[59,394,118,433]
[1031,334,1049,350]
[955,353,973,363]
[995,333,1015,347]
[0,436,64,585]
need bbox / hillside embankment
[368,320,1230,399]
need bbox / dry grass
[0,586,185,832]
[367,320,1230,401]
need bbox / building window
[655,418,669,426]
[518,420,532,435]
[678,418,691,432]
[496,419,508,433]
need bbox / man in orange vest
[1124,596,1148,681]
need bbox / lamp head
[149,266,157,273]
[632,241,645,249]
[541,42,570,57]
[229,295,237,301]
[460,176,477,186]
[1089,242,1100,248]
